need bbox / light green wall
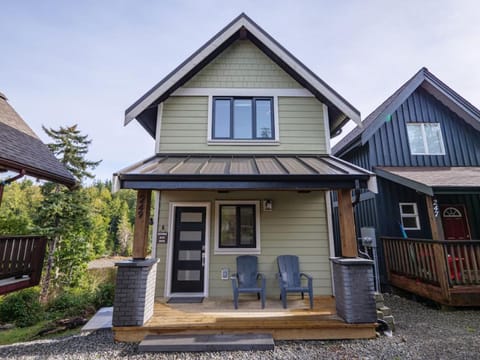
[159,96,326,153]
[185,40,302,89]
[154,190,332,299]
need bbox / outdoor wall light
[263,199,273,211]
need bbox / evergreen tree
[36,125,100,303]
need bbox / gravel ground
[0,293,479,359]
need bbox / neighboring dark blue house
[332,68,480,294]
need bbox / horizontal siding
[154,190,332,299]
[184,40,302,89]
[370,87,480,167]
[159,96,326,153]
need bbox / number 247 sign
[432,199,440,218]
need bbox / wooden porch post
[338,189,358,258]
[133,189,152,260]
[425,195,450,301]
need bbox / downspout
[0,169,25,207]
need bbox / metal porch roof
[114,154,375,191]
[375,167,480,196]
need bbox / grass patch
[0,321,83,345]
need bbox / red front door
[441,205,471,240]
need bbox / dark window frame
[218,204,257,248]
[212,96,275,140]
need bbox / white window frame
[214,200,261,255]
[406,122,445,155]
[399,202,420,230]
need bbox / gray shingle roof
[0,94,76,186]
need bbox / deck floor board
[114,296,376,342]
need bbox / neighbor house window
[215,201,261,254]
[406,123,445,155]
[399,203,420,230]
[213,97,274,140]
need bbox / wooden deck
[114,296,376,342]
[383,237,480,306]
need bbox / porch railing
[0,236,47,295]
[382,237,480,287]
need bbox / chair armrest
[257,272,266,288]
[231,273,238,288]
[300,272,312,281]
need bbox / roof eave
[124,13,360,129]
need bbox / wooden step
[139,333,274,352]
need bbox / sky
[1,0,479,181]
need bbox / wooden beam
[425,195,445,241]
[133,189,152,259]
[425,195,450,301]
[337,189,358,258]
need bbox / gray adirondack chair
[277,255,313,309]
[231,255,266,309]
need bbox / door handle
[202,252,205,267]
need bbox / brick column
[112,259,158,327]
[331,257,376,323]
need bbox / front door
[441,205,471,240]
[171,206,207,293]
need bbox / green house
[113,13,377,342]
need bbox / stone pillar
[112,259,158,327]
[331,257,377,323]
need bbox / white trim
[399,202,420,230]
[323,103,331,154]
[214,200,261,255]
[172,87,314,97]
[125,15,360,125]
[155,103,163,153]
[325,191,335,294]
[165,202,211,298]
[208,140,280,146]
[208,96,280,144]
[207,95,213,141]
[151,191,161,259]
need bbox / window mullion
[421,124,429,154]
[230,98,234,139]
[252,98,257,139]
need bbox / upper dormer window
[212,97,274,140]
[406,123,445,155]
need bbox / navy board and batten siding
[332,82,480,288]
[370,87,480,167]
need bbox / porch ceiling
[375,166,480,195]
[114,154,374,191]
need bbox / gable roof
[332,67,480,157]
[0,92,76,187]
[125,13,361,137]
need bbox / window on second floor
[212,97,274,140]
[406,123,445,155]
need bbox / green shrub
[93,283,115,308]
[47,290,94,318]
[0,288,44,327]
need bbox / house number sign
[432,198,440,218]
[157,232,168,243]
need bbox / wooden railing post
[337,189,358,258]
[133,189,152,260]
[425,195,450,300]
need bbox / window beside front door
[399,202,420,230]
[212,97,274,140]
[214,200,261,254]
[406,123,445,155]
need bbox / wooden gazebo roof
[0,92,76,187]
